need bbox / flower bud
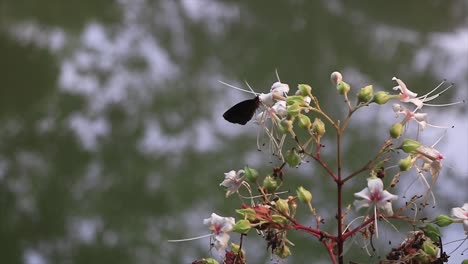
[330,71,343,86]
[263,176,279,193]
[398,156,413,171]
[297,114,311,130]
[235,208,256,221]
[389,123,403,139]
[399,138,422,153]
[297,84,312,97]
[373,91,393,105]
[280,119,293,134]
[286,148,301,168]
[422,224,441,243]
[336,81,350,95]
[243,166,258,183]
[434,215,454,227]
[296,186,312,204]
[272,214,288,225]
[275,198,290,215]
[232,219,251,234]
[357,85,373,103]
[275,245,292,259]
[422,240,438,258]
[311,118,326,137]
[285,96,305,106]
[286,103,301,117]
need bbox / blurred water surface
[1,1,467,263]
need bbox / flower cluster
[172,71,465,264]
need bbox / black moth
[223,96,260,125]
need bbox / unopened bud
[196,258,219,264]
[286,96,305,106]
[297,84,312,97]
[398,156,413,171]
[232,219,251,234]
[373,91,394,105]
[297,114,311,130]
[280,119,294,134]
[311,117,326,137]
[336,81,350,95]
[263,176,279,193]
[275,245,292,259]
[296,186,312,204]
[244,166,258,183]
[422,240,438,258]
[330,71,343,86]
[434,215,454,227]
[357,85,374,103]
[275,198,290,215]
[272,214,287,225]
[399,138,422,153]
[235,208,256,221]
[286,148,301,167]
[286,103,301,117]
[389,123,403,139]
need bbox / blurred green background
[1,0,467,263]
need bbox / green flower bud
[271,214,288,225]
[235,208,256,221]
[275,198,290,215]
[373,91,396,105]
[230,243,245,255]
[232,219,251,234]
[275,245,292,259]
[414,250,431,263]
[399,138,422,153]
[433,215,454,227]
[285,96,305,106]
[357,85,374,103]
[297,114,311,130]
[280,119,294,134]
[422,224,441,243]
[296,186,312,204]
[286,103,301,116]
[244,166,258,183]
[422,240,438,258]
[311,118,326,137]
[297,84,312,97]
[398,156,413,171]
[389,123,403,139]
[263,176,279,193]
[336,81,350,95]
[286,148,301,168]
[462,259,468,264]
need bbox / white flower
[392,103,447,131]
[220,170,245,197]
[354,178,398,215]
[451,203,468,235]
[203,213,236,253]
[392,77,462,111]
[270,81,290,96]
[255,100,287,160]
[414,145,444,179]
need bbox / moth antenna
[218,80,259,95]
[244,80,258,95]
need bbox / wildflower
[392,104,448,130]
[354,178,398,216]
[204,213,236,253]
[354,178,398,238]
[451,203,468,235]
[255,100,288,160]
[220,170,249,197]
[392,77,462,111]
[270,81,290,96]
[168,213,235,254]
